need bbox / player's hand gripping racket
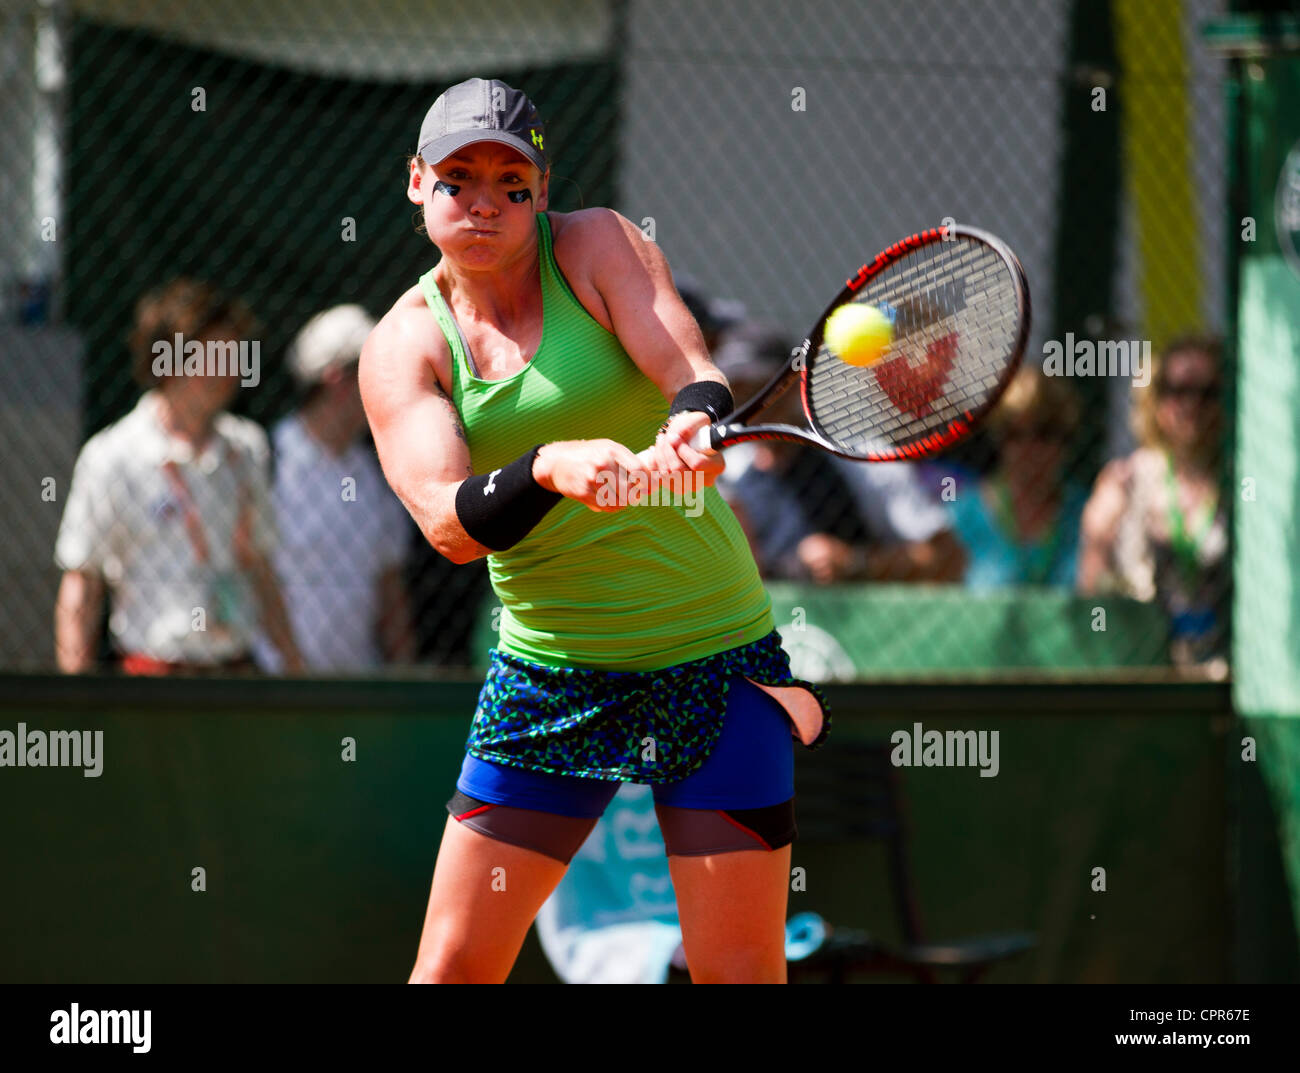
[692,224,1030,461]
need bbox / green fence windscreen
[1218,20,1300,967]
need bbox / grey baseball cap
[288,304,375,385]
[417,78,548,172]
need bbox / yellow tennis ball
[824,303,892,367]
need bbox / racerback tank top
[418,211,773,671]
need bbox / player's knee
[408,959,442,984]
[408,918,497,984]
[409,943,494,984]
[687,946,787,984]
[409,959,463,985]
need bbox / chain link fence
[0,0,1234,678]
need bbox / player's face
[409,142,548,268]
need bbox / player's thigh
[653,677,798,983]
[412,753,617,983]
[410,815,572,984]
[667,844,792,983]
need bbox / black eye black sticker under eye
[433,181,460,196]
[507,189,532,203]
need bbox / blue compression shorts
[447,676,797,861]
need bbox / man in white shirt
[255,305,414,672]
[54,279,303,673]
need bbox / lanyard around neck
[1163,454,1217,580]
[160,442,248,567]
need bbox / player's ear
[407,159,425,206]
[536,169,550,212]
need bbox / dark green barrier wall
[2,677,481,984]
[2,675,1273,984]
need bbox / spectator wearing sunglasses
[1078,336,1228,671]
[946,365,1086,588]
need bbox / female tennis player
[360,78,828,984]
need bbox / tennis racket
[690,224,1030,461]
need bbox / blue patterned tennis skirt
[465,629,830,782]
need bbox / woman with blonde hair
[1077,335,1228,670]
[946,364,1086,588]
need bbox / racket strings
[807,237,1021,456]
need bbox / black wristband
[668,380,734,423]
[454,445,562,552]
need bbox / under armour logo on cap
[418,78,549,172]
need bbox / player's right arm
[359,297,491,565]
[360,290,647,564]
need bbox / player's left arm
[580,208,726,478]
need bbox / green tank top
[418,212,773,671]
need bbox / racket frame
[696,224,1031,462]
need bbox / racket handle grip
[690,425,720,453]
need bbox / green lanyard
[1163,454,1217,585]
[992,479,1064,585]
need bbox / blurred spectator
[1078,336,1229,671]
[947,366,1087,588]
[713,322,965,583]
[675,274,747,353]
[255,305,415,673]
[54,278,303,674]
